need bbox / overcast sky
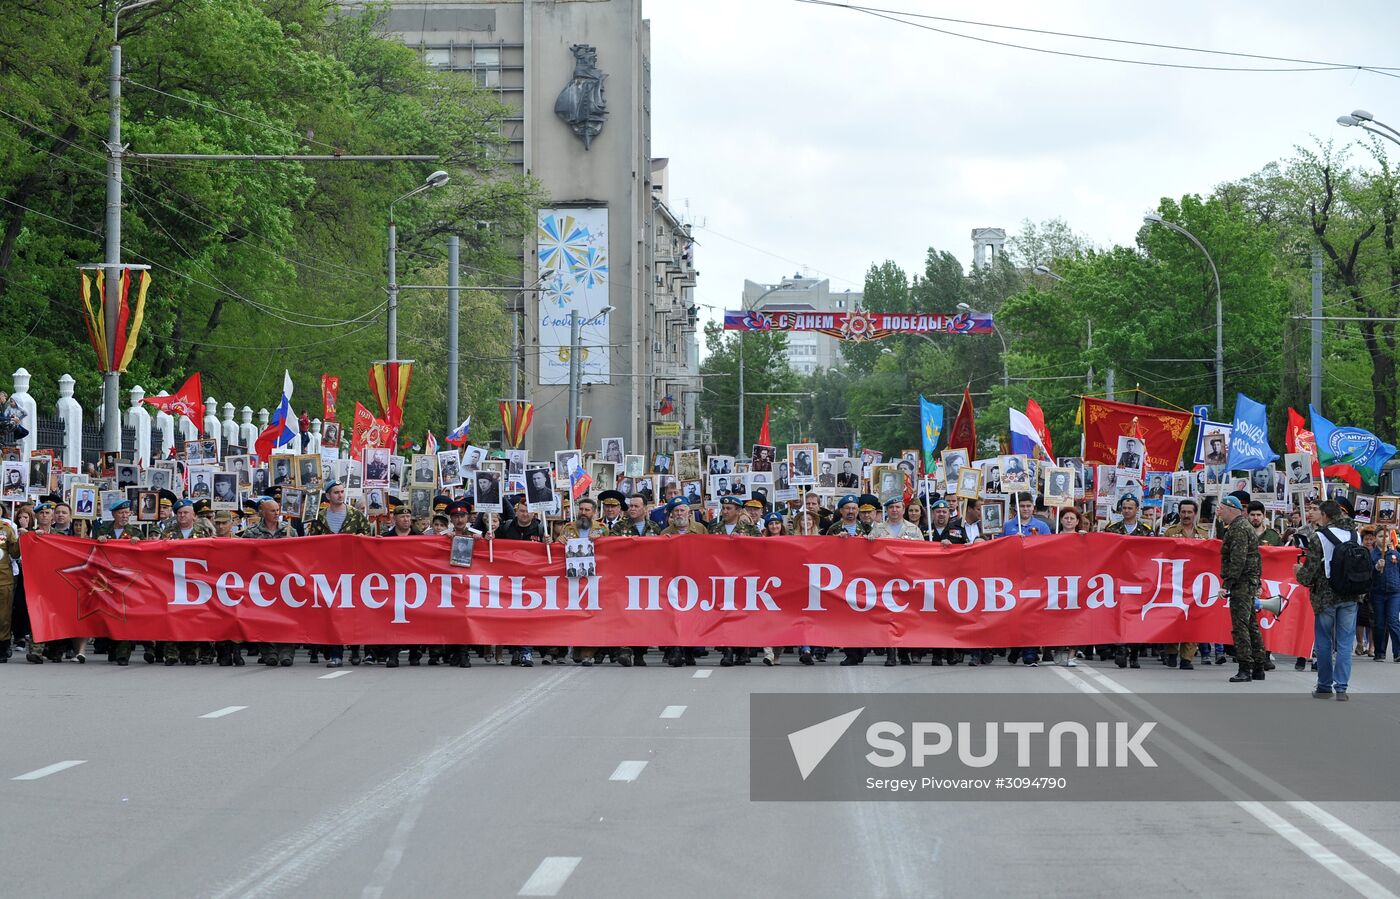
[647,0,1398,329]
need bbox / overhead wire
[795,0,1400,78]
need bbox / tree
[0,0,542,440]
[698,321,799,455]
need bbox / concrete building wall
[356,1,698,461]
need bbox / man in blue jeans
[1370,526,1400,662]
[1295,499,1362,699]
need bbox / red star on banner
[58,545,141,622]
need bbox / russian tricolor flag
[255,371,297,461]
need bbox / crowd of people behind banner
[0,430,1391,697]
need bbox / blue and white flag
[1009,407,1049,459]
[1225,392,1278,471]
[919,395,943,474]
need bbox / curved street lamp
[956,302,1009,388]
[387,170,450,360]
[1144,213,1223,415]
[1337,109,1400,149]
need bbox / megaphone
[1254,595,1285,615]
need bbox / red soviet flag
[1025,397,1053,458]
[142,372,204,435]
[947,386,977,459]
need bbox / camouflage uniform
[1222,514,1265,670]
[306,504,375,665]
[660,522,708,535]
[1162,523,1210,539]
[241,518,298,665]
[1104,519,1151,536]
[305,505,374,536]
[707,518,761,537]
[91,521,144,665]
[609,517,662,537]
[823,519,870,537]
[0,521,19,661]
[1296,516,1360,615]
[162,519,216,664]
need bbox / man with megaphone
[1218,496,1267,684]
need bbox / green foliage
[0,0,542,442]
[698,320,800,455]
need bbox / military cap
[837,494,858,510]
[1228,489,1251,508]
[157,488,178,508]
[598,489,625,507]
[322,479,340,491]
[1219,495,1244,511]
[110,499,132,511]
[743,495,765,509]
[762,512,784,527]
[883,495,903,508]
[446,500,471,516]
[720,495,742,508]
[433,493,452,512]
[930,498,949,510]
[388,496,410,514]
[857,493,880,512]
[39,493,63,506]
[33,502,53,512]
[665,497,689,514]
[193,498,213,515]
[509,493,528,507]
[172,499,194,512]
[242,499,261,517]
[212,510,234,524]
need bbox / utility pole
[567,308,581,448]
[1311,246,1323,410]
[95,1,437,455]
[446,235,459,431]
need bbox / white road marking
[1074,664,1132,693]
[1072,664,1400,896]
[518,856,581,897]
[199,705,248,719]
[659,705,687,718]
[1236,802,1395,899]
[208,669,580,899]
[318,670,352,680]
[1289,801,1400,879]
[692,669,711,678]
[360,797,425,899]
[1050,665,1100,694]
[12,760,86,781]
[609,760,648,782]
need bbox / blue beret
[837,494,858,509]
[883,495,903,507]
[172,499,194,512]
[762,512,784,526]
[930,498,949,510]
[110,499,132,511]
[665,497,688,513]
[1219,495,1244,511]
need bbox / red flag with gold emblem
[1080,397,1193,471]
[142,373,204,435]
[350,401,395,460]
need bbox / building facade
[361,0,699,459]
[742,276,860,376]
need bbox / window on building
[423,48,451,68]
[473,47,501,87]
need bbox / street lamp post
[1337,109,1400,149]
[1034,264,1105,394]
[737,282,795,455]
[955,302,1009,388]
[1144,213,1223,415]
[386,170,449,361]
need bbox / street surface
[3,650,1399,898]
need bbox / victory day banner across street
[24,532,1313,655]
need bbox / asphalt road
[3,648,1400,898]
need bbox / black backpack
[1318,528,1372,597]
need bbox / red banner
[321,374,340,421]
[724,309,995,341]
[1082,397,1194,471]
[23,533,1313,654]
[350,401,395,460]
